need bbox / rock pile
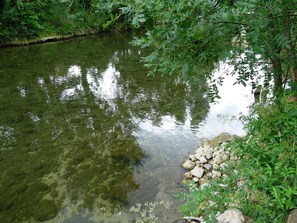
[182,133,238,187]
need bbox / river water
[0,33,253,222]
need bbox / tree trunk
[282,2,297,83]
[271,57,283,94]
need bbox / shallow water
[0,33,253,222]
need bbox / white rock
[213,154,224,165]
[220,163,228,169]
[195,146,203,153]
[193,177,199,182]
[212,170,222,178]
[217,209,245,223]
[182,160,196,170]
[204,148,213,159]
[189,154,197,161]
[200,183,210,190]
[222,154,229,162]
[202,143,211,150]
[191,166,205,178]
[194,153,202,160]
[203,163,212,171]
[199,156,208,164]
[195,161,201,167]
[213,164,220,170]
[206,172,213,177]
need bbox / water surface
[0,33,253,222]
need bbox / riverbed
[0,33,253,222]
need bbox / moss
[33,199,57,221]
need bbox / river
[0,33,253,222]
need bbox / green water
[0,33,213,222]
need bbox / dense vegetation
[0,0,132,43]
[122,0,297,97]
[177,96,297,222]
[120,0,297,222]
[1,0,296,222]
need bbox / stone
[220,163,228,169]
[182,160,195,170]
[217,208,245,223]
[200,183,210,190]
[203,163,212,171]
[33,199,57,221]
[194,153,202,160]
[195,161,202,167]
[213,164,220,170]
[222,154,229,162]
[212,170,222,178]
[205,149,213,159]
[199,156,208,164]
[213,154,224,165]
[184,172,193,179]
[207,133,234,148]
[286,209,297,223]
[189,154,197,161]
[206,172,213,177]
[191,166,205,178]
[193,177,199,183]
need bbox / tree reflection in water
[0,33,209,222]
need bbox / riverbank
[0,29,134,48]
[178,97,297,223]
[0,32,96,48]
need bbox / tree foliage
[122,0,297,98]
[0,0,133,41]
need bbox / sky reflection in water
[0,33,254,223]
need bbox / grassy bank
[177,93,297,222]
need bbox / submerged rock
[217,208,245,223]
[33,199,57,221]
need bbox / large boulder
[217,209,245,223]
